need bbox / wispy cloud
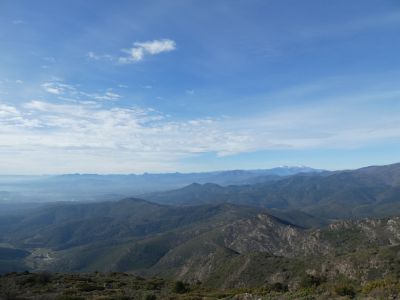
[91,91,121,101]
[41,80,121,102]
[87,51,114,61]
[0,100,239,172]
[41,82,73,95]
[87,39,176,65]
[118,39,176,64]
[1,82,399,173]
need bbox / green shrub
[144,294,157,300]
[173,281,188,294]
[56,296,85,300]
[76,282,104,292]
[37,271,52,285]
[334,283,356,298]
[299,274,325,289]
[262,282,288,293]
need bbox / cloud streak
[41,80,121,102]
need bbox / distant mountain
[143,162,400,221]
[0,166,322,203]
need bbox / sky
[0,0,400,174]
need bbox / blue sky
[0,0,399,174]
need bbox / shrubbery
[262,282,288,293]
[173,280,188,293]
[299,274,326,289]
[334,282,356,298]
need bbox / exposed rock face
[220,214,330,257]
[149,215,400,287]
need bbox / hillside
[2,197,400,294]
[0,199,269,274]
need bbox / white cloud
[134,39,176,55]
[41,80,121,102]
[118,39,176,64]
[92,91,121,101]
[0,86,400,173]
[88,39,176,64]
[87,52,114,61]
[2,73,400,173]
[0,100,250,172]
[0,104,20,118]
[87,51,98,59]
[41,82,75,95]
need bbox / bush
[0,282,18,300]
[76,282,104,292]
[335,283,356,298]
[37,271,52,285]
[56,297,85,300]
[23,272,52,286]
[144,294,157,300]
[361,278,398,294]
[173,281,188,294]
[299,274,325,289]
[262,282,288,293]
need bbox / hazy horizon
[0,161,399,176]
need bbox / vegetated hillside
[0,199,268,273]
[2,197,400,294]
[143,162,400,220]
[0,166,321,203]
[3,270,400,299]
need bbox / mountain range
[0,166,320,204]
[143,162,400,221]
[1,162,400,298]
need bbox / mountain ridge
[143,162,400,221]
[0,166,323,203]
